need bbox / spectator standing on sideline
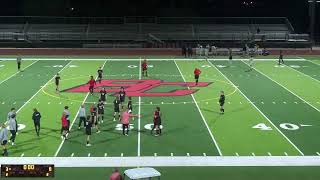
[17,56,22,71]
[109,168,123,180]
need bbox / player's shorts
[85,128,91,135]
[89,86,94,91]
[1,140,7,146]
[219,102,225,106]
[62,126,68,131]
[33,121,40,126]
[114,108,120,113]
[120,98,125,103]
[229,56,232,60]
[98,110,104,115]
[194,75,199,80]
[55,82,59,86]
[143,67,147,71]
[100,97,106,102]
[98,74,102,78]
[154,118,161,126]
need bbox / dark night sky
[0,0,312,32]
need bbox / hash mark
[88,153,91,157]
[21,153,24,157]
[104,153,107,157]
[37,153,41,157]
[170,153,173,156]
[272,102,276,104]
[154,153,157,157]
[71,153,74,157]
[235,153,239,156]
[187,153,190,156]
[284,152,288,156]
[268,152,272,156]
[203,153,207,156]
[121,153,124,157]
[251,153,255,156]
[317,152,320,156]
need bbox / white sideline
[174,60,222,156]
[54,60,107,157]
[1,156,320,167]
[1,58,308,61]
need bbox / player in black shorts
[119,87,126,109]
[113,96,121,121]
[228,48,233,66]
[278,50,284,65]
[55,73,61,93]
[97,67,103,83]
[100,88,107,102]
[90,105,100,133]
[219,91,225,114]
[85,115,92,146]
[151,107,162,136]
[97,100,105,124]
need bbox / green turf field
[0,56,319,179]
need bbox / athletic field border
[1,156,320,167]
[0,58,309,61]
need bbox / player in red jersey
[61,112,68,140]
[194,68,201,85]
[151,107,162,136]
[88,76,96,95]
[141,59,148,77]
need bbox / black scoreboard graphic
[1,164,54,177]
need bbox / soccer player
[97,67,103,83]
[141,59,148,77]
[113,96,121,121]
[219,91,225,114]
[8,114,17,146]
[85,115,92,147]
[279,50,284,65]
[119,87,126,109]
[61,112,68,140]
[64,106,71,132]
[78,104,86,130]
[151,107,162,136]
[17,56,22,71]
[0,123,9,156]
[90,104,100,134]
[97,100,105,124]
[7,108,18,134]
[55,73,61,93]
[32,108,41,136]
[194,68,201,85]
[228,48,233,66]
[88,76,96,95]
[120,108,140,136]
[245,55,255,72]
[100,88,107,103]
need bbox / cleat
[86,144,92,147]
[96,131,101,134]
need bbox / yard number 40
[253,123,300,131]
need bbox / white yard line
[54,60,107,157]
[208,61,304,156]
[2,156,320,167]
[174,60,222,156]
[241,60,320,113]
[0,60,38,85]
[297,56,320,66]
[138,58,142,157]
[16,61,72,113]
[285,64,320,83]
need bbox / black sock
[87,141,89,144]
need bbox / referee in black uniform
[32,108,41,136]
[278,50,284,65]
[219,91,225,114]
[85,115,92,146]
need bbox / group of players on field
[1,51,286,156]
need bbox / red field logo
[63,79,212,97]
